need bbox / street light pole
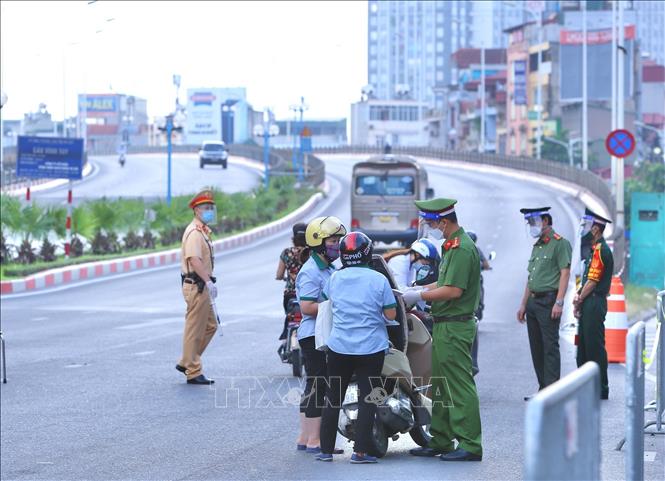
[582,0,588,170]
[480,41,486,153]
[536,10,543,160]
[616,0,626,230]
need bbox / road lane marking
[133,350,156,356]
[115,317,183,330]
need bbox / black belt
[530,290,557,299]
[433,315,475,323]
[182,278,196,285]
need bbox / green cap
[415,198,457,220]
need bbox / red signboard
[560,25,635,45]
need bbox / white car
[199,141,229,169]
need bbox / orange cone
[605,276,628,363]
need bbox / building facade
[78,93,149,153]
[367,0,473,110]
[184,87,260,146]
[351,99,428,147]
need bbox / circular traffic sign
[605,129,635,158]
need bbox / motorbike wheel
[367,417,389,458]
[409,395,433,447]
[291,349,303,378]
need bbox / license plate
[379,215,394,223]
[343,386,359,405]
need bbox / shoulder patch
[444,237,461,251]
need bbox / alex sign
[17,136,84,180]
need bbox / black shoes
[440,448,482,462]
[187,375,215,385]
[175,364,187,375]
[409,447,445,457]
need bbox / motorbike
[118,153,126,167]
[336,254,433,458]
[277,298,304,377]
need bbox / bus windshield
[355,174,415,196]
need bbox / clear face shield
[579,215,594,237]
[418,214,444,242]
[197,203,217,225]
[524,214,543,238]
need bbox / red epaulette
[444,237,461,251]
[553,233,562,240]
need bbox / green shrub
[70,236,85,257]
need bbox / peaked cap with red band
[189,189,215,209]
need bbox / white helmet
[410,239,440,262]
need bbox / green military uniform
[577,226,613,398]
[415,198,482,457]
[524,222,572,390]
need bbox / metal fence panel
[625,321,646,481]
[524,362,601,481]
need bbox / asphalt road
[1,155,661,481]
[27,153,261,205]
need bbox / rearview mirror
[425,188,435,199]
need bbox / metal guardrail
[315,145,624,274]
[524,362,601,481]
[1,144,326,190]
[624,321,646,481]
[645,290,665,435]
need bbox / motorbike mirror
[488,250,497,261]
[415,264,437,286]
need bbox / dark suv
[199,141,229,169]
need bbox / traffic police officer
[403,198,483,462]
[574,208,614,399]
[517,207,572,400]
[176,189,218,385]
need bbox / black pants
[279,292,295,340]
[299,336,327,417]
[577,295,609,397]
[526,294,561,390]
[320,349,385,454]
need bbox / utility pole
[582,0,588,170]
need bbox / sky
[0,0,368,121]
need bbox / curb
[1,189,326,296]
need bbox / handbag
[314,299,333,351]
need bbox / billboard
[17,136,84,180]
[79,94,118,115]
[513,60,527,105]
[559,25,635,101]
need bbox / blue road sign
[605,129,635,158]
[300,136,312,153]
[17,136,84,180]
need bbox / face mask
[424,222,444,241]
[529,225,542,238]
[325,244,340,261]
[201,210,216,225]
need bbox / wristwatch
[555,299,564,307]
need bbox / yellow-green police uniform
[416,198,483,457]
[525,228,572,389]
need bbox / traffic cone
[605,276,628,363]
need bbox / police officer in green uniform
[403,198,482,462]
[573,208,614,400]
[517,207,572,400]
